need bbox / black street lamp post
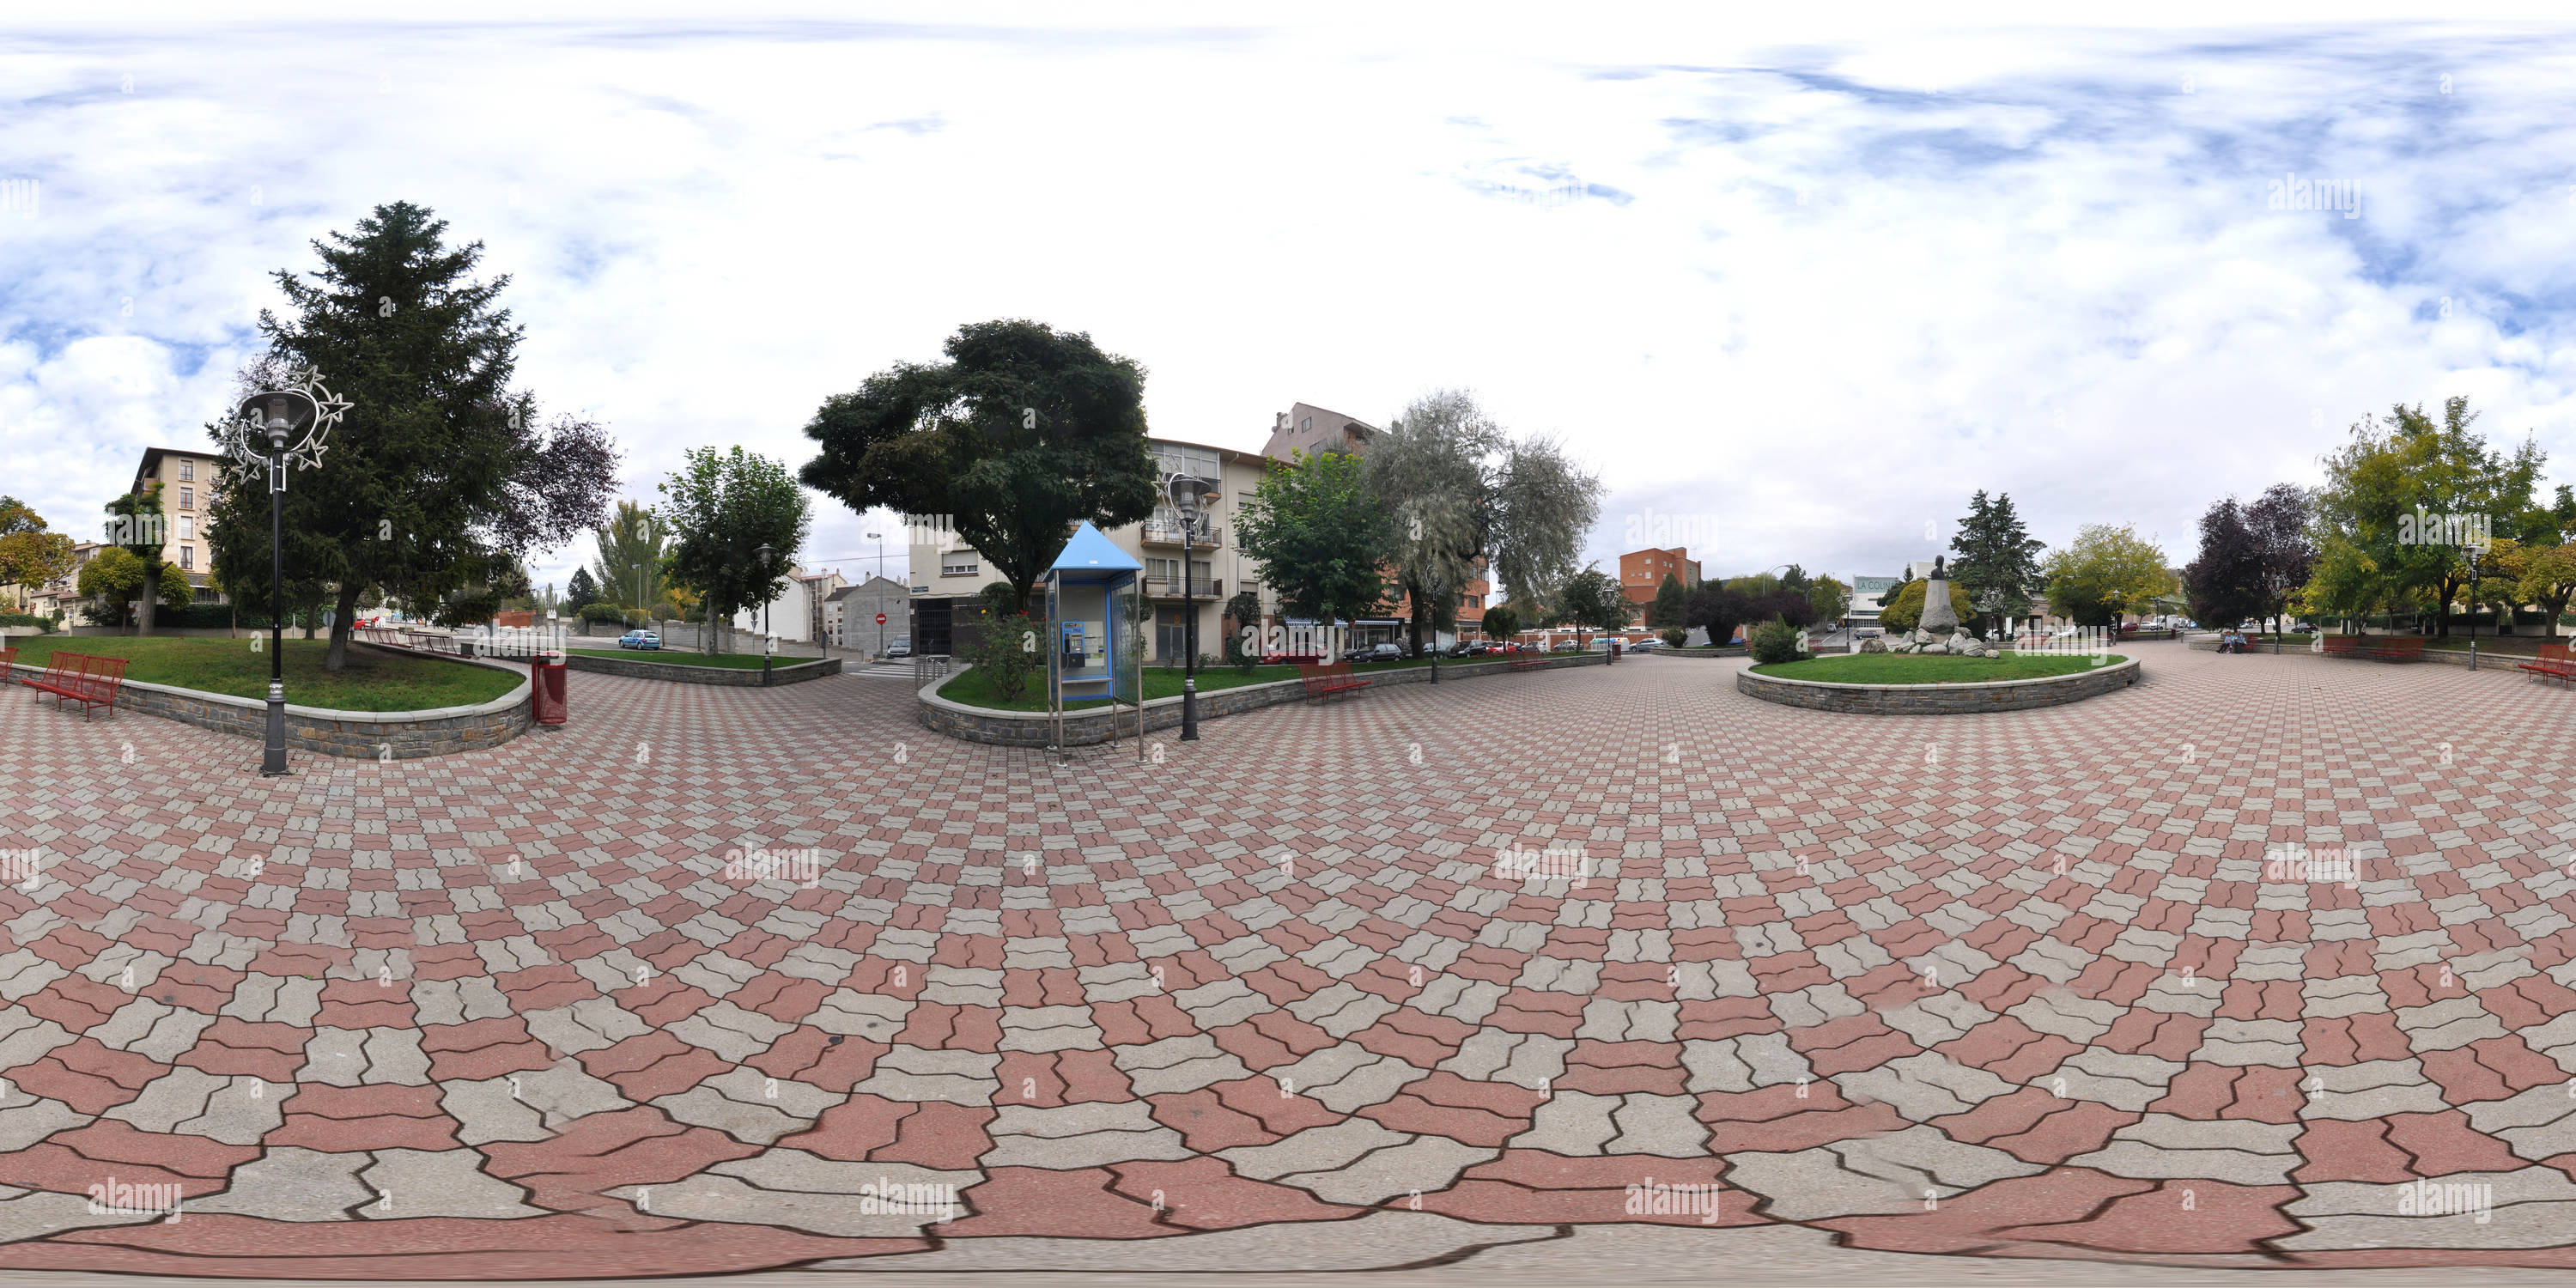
[1165,475,1218,741]
[223,374,344,777]
[756,542,775,686]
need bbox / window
[1190,560,1211,582]
[177,516,193,539]
[179,459,194,482]
[179,545,193,569]
[179,487,193,509]
[1145,557,1178,580]
[1299,416,1313,432]
[941,556,978,578]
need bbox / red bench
[2362,636,2426,663]
[1510,653,1547,672]
[2320,635,2363,658]
[2520,642,2576,687]
[0,647,14,687]
[1297,660,1370,703]
[27,652,126,720]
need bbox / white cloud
[3,5,2574,599]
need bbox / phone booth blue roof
[1048,521,1144,580]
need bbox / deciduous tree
[1555,566,1632,642]
[799,319,1159,614]
[659,447,811,655]
[2045,524,2176,627]
[2184,498,2264,632]
[1234,448,1388,633]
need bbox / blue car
[617,629,661,651]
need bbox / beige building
[1258,402,1377,460]
[130,447,228,599]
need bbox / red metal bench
[1510,653,1547,672]
[0,647,14,687]
[1297,660,1370,703]
[2362,636,2426,663]
[2519,642,2576,687]
[27,652,126,720]
[2320,635,2363,658]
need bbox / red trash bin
[532,651,568,727]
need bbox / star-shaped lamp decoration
[221,368,349,491]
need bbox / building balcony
[1139,519,1223,548]
[1144,577,1221,600]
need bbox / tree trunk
[324,582,361,671]
[137,561,157,636]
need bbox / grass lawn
[3,635,519,711]
[1752,652,2128,683]
[567,647,785,671]
[939,656,1458,712]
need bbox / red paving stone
[2,647,2573,1276]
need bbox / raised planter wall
[1737,656,2142,714]
[2188,637,2523,670]
[562,650,841,685]
[922,653,1614,746]
[9,643,530,758]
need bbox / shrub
[974,612,1041,702]
[0,611,51,630]
[1748,617,1805,665]
[1659,628,1687,649]
[578,603,628,625]
[1878,579,1977,634]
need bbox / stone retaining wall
[921,653,1614,746]
[9,643,529,758]
[2186,637,2513,670]
[562,650,841,685]
[1736,656,2142,714]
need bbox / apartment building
[1619,547,1701,626]
[24,541,102,620]
[130,447,229,599]
[908,437,1267,661]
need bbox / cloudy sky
[7,3,2576,600]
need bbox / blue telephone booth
[1043,522,1143,750]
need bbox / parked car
[617,630,661,651]
[1627,637,1662,651]
[885,637,911,659]
[1348,642,1405,664]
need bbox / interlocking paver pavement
[3,646,2576,1278]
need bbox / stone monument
[1884,555,1998,657]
